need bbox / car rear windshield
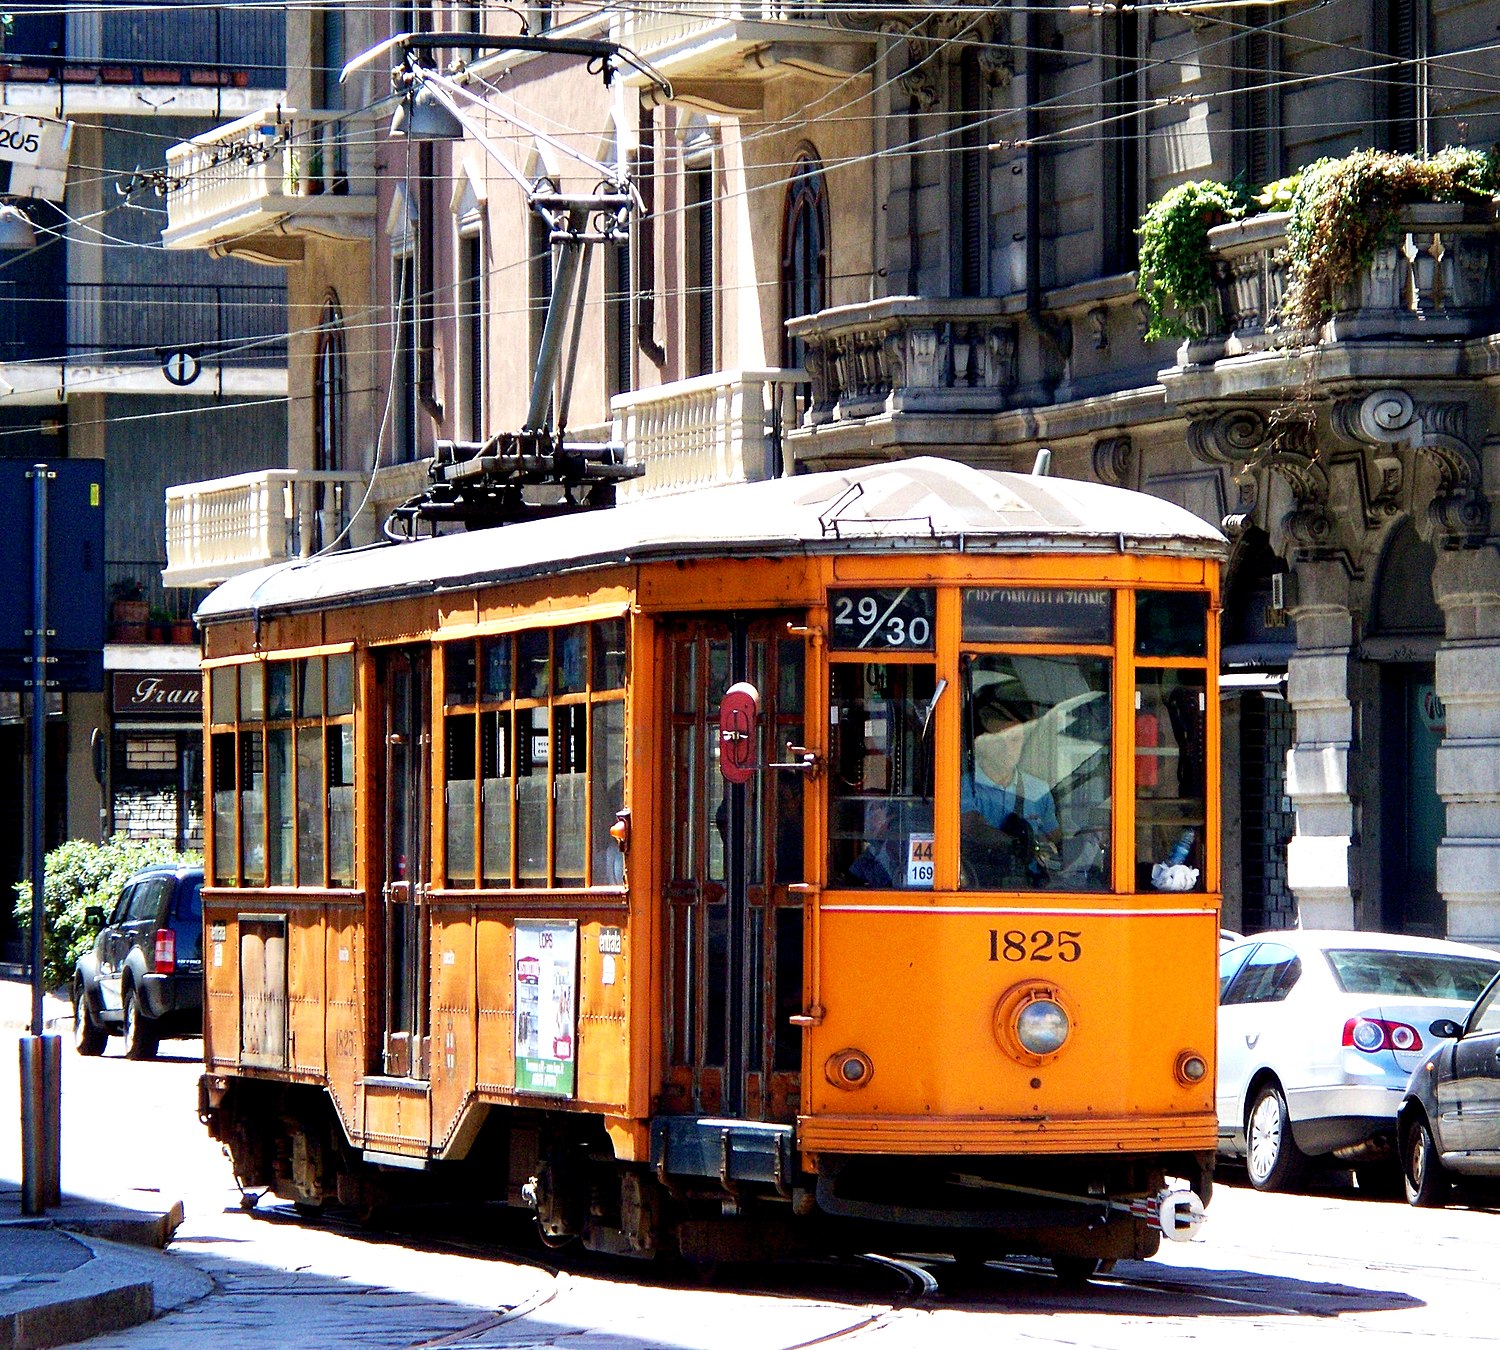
[173,878,203,962]
[1325,949,1500,1001]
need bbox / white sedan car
[1217,929,1500,1191]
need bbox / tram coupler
[950,1173,1207,1242]
[1130,1185,1206,1242]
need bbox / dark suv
[72,863,204,1059]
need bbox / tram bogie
[195,458,1224,1264]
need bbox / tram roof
[197,457,1227,622]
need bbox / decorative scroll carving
[1092,435,1133,487]
[1087,306,1109,351]
[1187,408,1268,465]
[1331,389,1486,545]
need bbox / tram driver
[960,683,1062,887]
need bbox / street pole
[21,461,60,1214]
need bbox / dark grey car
[1398,969,1500,1205]
[72,864,204,1060]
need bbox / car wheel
[121,986,159,1061]
[71,983,107,1057]
[1245,1082,1307,1192]
[1403,1116,1449,1208]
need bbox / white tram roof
[197,457,1227,622]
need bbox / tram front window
[960,655,1111,891]
[829,663,936,889]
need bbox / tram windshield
[960,655,1111,891]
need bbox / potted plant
[148,606,172,643]
[1135,179,1248,342]
[171,615,196,643]
[109,580,148,642]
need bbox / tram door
[375,648,430,1079]
[661,616,806,1122]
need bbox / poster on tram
[514,919,578,1097]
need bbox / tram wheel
[1050,1256,1100,1285]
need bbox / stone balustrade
[163,469,365,589]
[612,370,803,501]
[1205,202,1499,353]
[785,296,1017,426]
[163,108,376,254]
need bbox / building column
[1284,560,1358,927]
[1433,548,1500,943]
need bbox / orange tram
[195,457,1225,1275]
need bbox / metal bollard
[19,1035,62,1215]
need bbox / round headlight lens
[1015,998,1070,1056]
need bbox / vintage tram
[195,457,1224,1274]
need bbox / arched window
[780,150,828,372]
[313,295,345,473]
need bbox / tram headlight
[1015,999,1069,1056]
[993,982,1074,1066]
[1175,1050,1209,1085]
[825,1048,874,1090]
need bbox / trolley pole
[20,462,60,1215]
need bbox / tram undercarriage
[201,1076,1207,1265]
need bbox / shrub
[12,835,200,993]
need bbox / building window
[458,230,485,442]
[780,150,828,372]
[956,48,987,296]
[684,130,716,377]
[314,296,345,473]
[528,181,556,426]
[393,252,419,461]
[1382,0,1427,154]
[1235,26,1282,188]
[1101,9,1141,275]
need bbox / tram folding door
[376,648,431,1080]
[661,616,806,1122]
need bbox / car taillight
[154,929,176,974]
[1343,1017,1421,1053]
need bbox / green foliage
[1279,146,1500,331]
[12,835,199,993]
[1135,179,1247,341]
[1136,146,1500,344]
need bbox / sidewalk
[1,975,214,1349]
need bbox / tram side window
[1134,668,1207,892]
[442,620,627,890]
[828,663,936,890]
[208,654,357,889]
[959,654,1111,892]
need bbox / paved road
[7,1036,1500,1349]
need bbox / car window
[1221,942,1301,1005]
[1324,949,1500,1001]
[123,878,170,924]
[109,883,138,925]
[1219,945,1255,1001]
[1470,977,1500,1035]
[173,878,203,961]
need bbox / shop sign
[111,671,202,718]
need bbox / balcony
[786,296,1018,426]
[162,110,376,264]
[616,2,872,111]
[163,469,365,589]
[612,370,802,501]
[1203,202,1500,358]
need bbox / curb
[1,1279,153,1350]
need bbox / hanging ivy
[1135,179,1247,342]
